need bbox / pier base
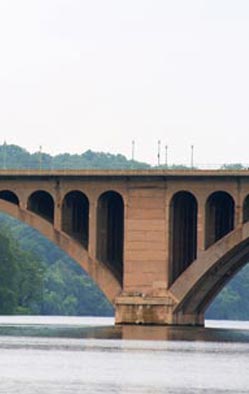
[115,294,204,326]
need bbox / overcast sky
[0,0,249,166]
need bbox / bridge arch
[96,190,124,284]
[169,191,198,284]
[27,190,54,223]
[205,191,234,249]
[0,199,121,304]
[169,222,249,325]
[0,190,19,205]
[62,190,89,248]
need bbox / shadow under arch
[169,221,249,323]
[27,190,54,224]
[169,190,198,284]
[62,190,89,248]
[0,199,121,304]
[0,190,19,205]
[205,191,234,249]
[243,194,249,223]
[97,190,124,285]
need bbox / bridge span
[0,169,249,325]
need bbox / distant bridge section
[0,169,249,325]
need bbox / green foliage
[15,249,44,315]
[0,213,113,316]
[0,224,45,315]
[206,264,249,320]
[0,144,150,170]
[0,232,18,314]
[221,163,245,170]
[42,259,113,316]
[156,164,193,170]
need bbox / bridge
[0,169,249,325]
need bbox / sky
[1,0,249,166]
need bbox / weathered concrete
[0,169,248,325]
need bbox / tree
[0,233,18,314]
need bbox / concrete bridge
[0,169,249,326]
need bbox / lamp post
[131,140,135,161]
[3,140,7,169]
[191,145,194,169]
[39,145,42,170]
[165,145,168,168]
[157,140,161,166]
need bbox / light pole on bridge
[191,145,194,169]
[3,140,7,170]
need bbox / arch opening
[170,222,249,324]
[170,191,197,284]
[190,246,249,322]
[0,190,19,205]
[243,195,249,223]
[205,191,234,249]
[206,263,249,321]
[97,191,124,284]
[62,191,89,248]
[27,190,54,223]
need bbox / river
[0,316,248,393]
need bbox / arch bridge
[0,169,248,325]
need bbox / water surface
[0,316,248,393]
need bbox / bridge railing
[0,164,248,173]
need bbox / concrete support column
[197,197,205,254]
[235,204,242,227]
[54,181,62,231]
[123,197,129,290]
[19,199,26,210]
[235,179,243,226]
[122,186,167,295]
[88,197,97,259]
[165,198,170,288]
[54,202,62,230]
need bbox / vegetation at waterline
[0,143,248,318]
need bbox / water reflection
[0,317,249,343]
[121,323,249,342]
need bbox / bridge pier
[115,294,204,326]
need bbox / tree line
[0,143,246,170]
[0,144,149,170]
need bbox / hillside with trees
[0,213,113,316]
[0,143,150,170]
[0,143,247,319]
